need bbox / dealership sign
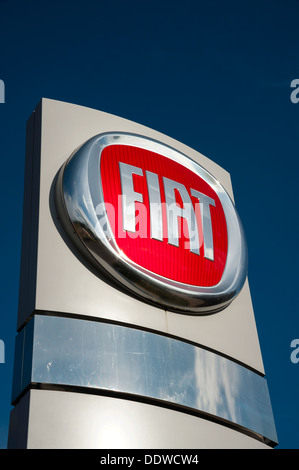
[55,133,247,314]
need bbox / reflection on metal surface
[12,315,278,446]
[55,133,248,314]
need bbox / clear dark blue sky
[0,0,298,449]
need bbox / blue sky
[0,0,298,449]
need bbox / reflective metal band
[12,314,278,446]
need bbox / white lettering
[290,339,299,364]
[119,162,143,233]
[163,177,200,255]
[0,339,4,364]
[191,188,215,260]
[99,454,134,467]
[290,79,299,104]
[118,162,215,257]
[0,80,4,104]
[146,170,163,241]
[144,454,200,465]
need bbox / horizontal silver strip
[12,314,277,446]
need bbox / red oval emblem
[55,133,247,314]
[101,144,228,287]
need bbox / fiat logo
[55,133,247,314]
